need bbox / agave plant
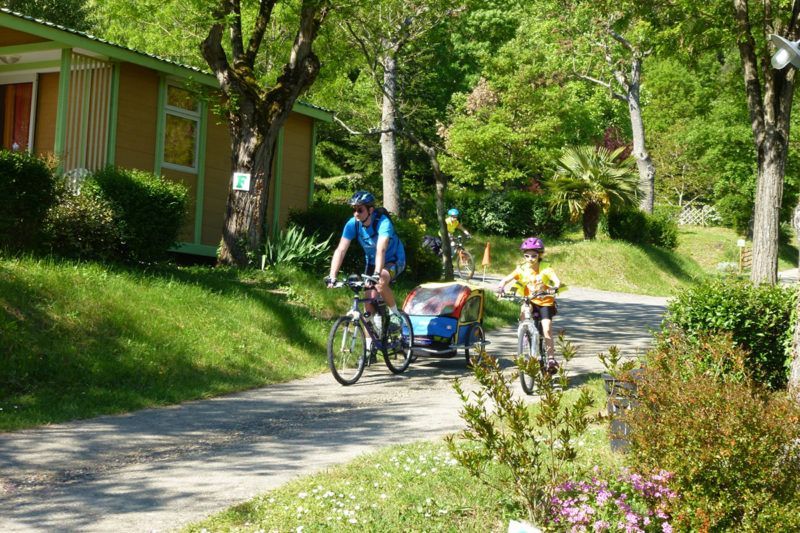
[547,146,640,239]
[263,225,333,271]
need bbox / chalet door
[0,82,33,151]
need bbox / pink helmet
[520,237,544,251]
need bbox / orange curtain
[2,82,33,151]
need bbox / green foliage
[43,184,123,261]
[392,216,441,282]
[665,279,796,389]
[289,201,359,274]
[263,225,332,272]
[447,336,595,524]
[607,208,678,249]
[715,175,755,234]
[548,146,640,240]
[91,167,188,263]
[417,190,569,238]
[625,335,800,531]
[3,0,92,30]
[0,150,56,252]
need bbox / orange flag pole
[481,242,491,282]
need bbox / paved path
[0,286,668,532]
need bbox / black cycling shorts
[533,303,557,320]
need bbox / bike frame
[342,284,388,348]
[517,299,544,359]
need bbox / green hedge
[91,167,188,262]
[665,279,796,389]
[44,185,123,261]
[0,150,56,251]
[628,331,800,531]
[607,207,678,249]
[417,190,569,238]
[43,168,188,263]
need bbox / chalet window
[162,84,199,171]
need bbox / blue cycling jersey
[342,211,406,269]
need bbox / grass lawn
[187,378,619,532]
[0,255,519,431]
[473,225,799,296]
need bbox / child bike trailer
[402,282,487,364]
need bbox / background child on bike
[496,237,561,368]
[326,191,406,318]
[445,208,471,240]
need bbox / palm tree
[547,145,639,239]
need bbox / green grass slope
[0,256,519,431]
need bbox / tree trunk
[381,51,401,215]
[403,132,451,279]
[434,171,453,281]
[218,124,273,266]
[582,202,601,240]
[627,59,655,214]
[750,139,785,284]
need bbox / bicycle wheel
[465,324,485,365]
[383,311,414,374]
[327,316,367,385]
[519,327,540,395]
[456,249,475,279]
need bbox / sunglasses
[523,252,539,259]
[352,206,367,214]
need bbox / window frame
[160,82,200,173]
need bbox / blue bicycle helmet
[349,190,375,206]
[447,208,460,217]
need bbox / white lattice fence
[678,205,721,226]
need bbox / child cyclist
[497,237,561,369]
[445,208,471,240]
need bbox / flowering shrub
[549,467,677,532]
[627,332,800,530]
[447,335,596,524]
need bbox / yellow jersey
[445,216,460,234]
[510,262,560,306]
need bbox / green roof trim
[0,41,67,54]
[0,8,333,123]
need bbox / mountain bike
[499,290,557,395]
[325,274,415,386]
[451,234,475,280]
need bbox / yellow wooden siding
[113,63,157,172]
[277,114,312,226]
[33,72,58,156]
[201,109,231,247]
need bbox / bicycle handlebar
[497,290,556,303]
[325,274,379,289]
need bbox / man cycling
[326,191,406,317]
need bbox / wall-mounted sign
[232,172,251,191]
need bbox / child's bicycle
[325,274,415,385]
[451,234,475,280]
[498,289,558,395]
